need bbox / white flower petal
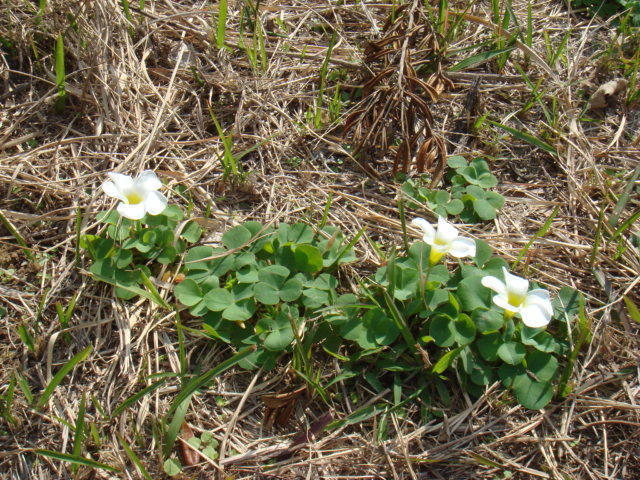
[449,237,476,258]
[143,191,168,215]
[101,180,127,202]
[411,218,435,243]
[117,202,146,220]
[435,216,458,245]
[481,275,507,297]
[107,172,134,191]
[524,289,553,318]
[520,303,551,328]
[432,243,450,253]
[492,294,518,313]
[135,170,162,191]
[503,267,529,298]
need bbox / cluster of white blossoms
[411,217,553,329]
[99,171,553,329]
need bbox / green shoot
[118,435,154,480]
[208,107,241,179]
[0,209,34,260]
[314,32,337,128]
[121,0,133,23]
[54,34,66,113]
[216,0,228,48]
[70,394,87,473]
[488,119,558,156]
[513,206,559,267]
[35,450,119,473]
[36,345,93,409]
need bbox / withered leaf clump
[588,78,628,111]
[342,1,451,182]
[261,385,307,429]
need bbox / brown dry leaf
[261,385,307,429]
[288,411,333,448]
[589,78,628,111]
[178,422,200,467]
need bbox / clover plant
[81,206,202,302]
[174,221,357,371]
[337,232,580,410]
[84,171,581,414]
[402,156,505,222]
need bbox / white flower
[101,171,167,220]
[481,267,553,328]
[411,216,476,265]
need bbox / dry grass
[1,0,639,478]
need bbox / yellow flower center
[429,249,444,265]
[507,291,526,308]
[125,191,144,204]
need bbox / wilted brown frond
[342,0,452,182]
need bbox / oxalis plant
[174,219,358,374]
[402,155,505,222]
[345,216,582,410]
[82,170,359,379]
[84,170,581,414]
[81,171,202,305]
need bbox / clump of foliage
[402,155,505,222]
[81,206,202,305]
[84,171,582,412]
[340,237,580,410]
[572,0,640,25]
[174,221,357,371]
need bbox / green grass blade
[294,368,330,404]
[318,194,333,230]
[121,0,133,22]
[488,119,557,156]
[514,206,559,266]
[17,324,35,352]
[0,209,34,260]
[74,207,83,266]
[36,0,47,24]
[381,289,417,354]
[139,270,171,309]
[326,226,365,271]
[35,450,119,473]
[110,375,175,418]
[612,208,640,239]
[71,394,87,473]
[432,346,464,374]
[449,46,515,72]
[166,345,256,417]
[589,206,606,269]
[209,108,238,176]
[163,394,192,458]
[1,376,16,424]
[88,270,170,309]
[397,198,410,253]
[15,372,33,404]
[54,34,66,112]
[329,403,387,430]
[437,0,449,36]
[557,295,589,397]
[623,296,640,323]
[216,0,228,48]
[36,345,93,409]
[118,435,153,480]
[609,165,640,227]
